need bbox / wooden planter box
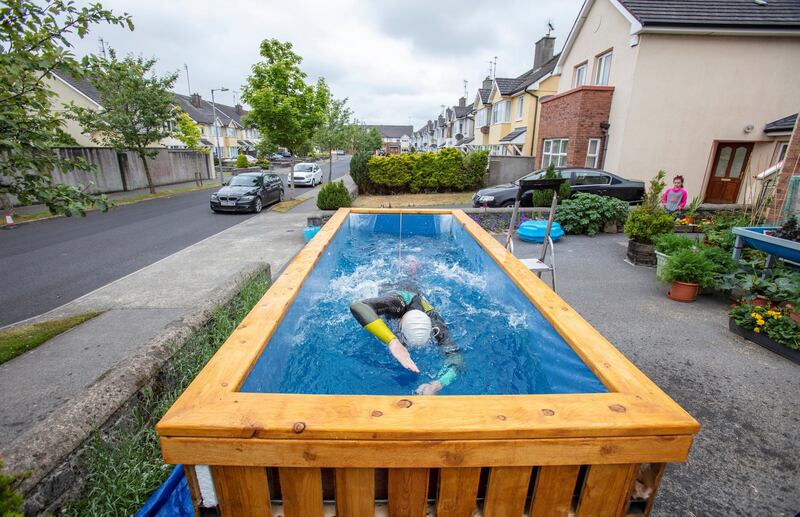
[158,209,699,516]
[728,319,800,365]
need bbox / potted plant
[662,248,715,302]
[653,233,695,280]
[624,171,676,266]
[729,303,800,364]
[683,196,701,225]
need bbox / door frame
[703,141,753,204]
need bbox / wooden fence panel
[576,464,637,517]
[388,468,430,517]
[435,467,481,517]
[483,466,533,517]
[335,468,375,517]
[211,465,271,517]
[278,467,324,517]
[529,465,581,517]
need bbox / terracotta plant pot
[684,216,695,224]
[750,295,771,307]
[667,281,699,302]
[785,304,800,325]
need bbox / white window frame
[226,127,236,137]
[476,108,487,127]
[585,138,601,168]
[491,100,510,125]
[595,51,612,86]
[516,96,524,120]
[542,138,568,167]
[773,141,789,165]
[574,63,587,87]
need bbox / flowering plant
[730,303,800,349]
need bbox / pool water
[240,214,606,396]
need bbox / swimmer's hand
[415,381,443,396]
[388,338,419,373]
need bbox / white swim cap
[399,310,432,347]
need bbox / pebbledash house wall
[536,86,614,170]
[536,0,800,203]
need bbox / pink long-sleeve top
[662,187,687,212]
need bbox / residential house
[471,77,494,151]
[364,125,414,154]
[46,71,260,161]
[451,98,475,148]
[481,35,560,156]
[536,0,800,204]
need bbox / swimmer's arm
[350,294,405,344]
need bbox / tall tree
[67,51,177,194]
[349,123,383,154]
[0,0,132,217]
[313,94,352,182]
[242,38,328,196]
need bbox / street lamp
[211,87,229,185]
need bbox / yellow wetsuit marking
[420,297,433,312]
[364,319,397,345]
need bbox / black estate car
[472,167,645,207]
[210,172,284,213]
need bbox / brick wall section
[536,86,614,169]
[768,115,800,223]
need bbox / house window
[492,101,510,124]
[476,108,487,127]
[516,96,524,120]
[226,127,236,137]
[542,138,568,167]
[574,63,587,87]
[585,138,601,168]
[595,51,612,86]
[207,125,218,137]
[229,147,238,158]
[773,141,789,164]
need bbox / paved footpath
[0,193,323,449]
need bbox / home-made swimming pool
[241,213,606,395]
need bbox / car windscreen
[294,164,313,172]
[229,176,261,187]
[515,168,567,184]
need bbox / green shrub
[349,151,372,193]
[0,462,23,517]
[532,164,572,206]
[368,154,413,191]
[663,248,716,288]
[316,180,351,210]
[462,151,489,188]
[433,148,463,190]
[623,207,675,244]
[555,193,629,236]
[409,152,438,193]
[235,154,249,168]
[654,233,695,255]
[700,212,751,251]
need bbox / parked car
[270,153,285,161]
[472,167,645,207]
[210,172,284,213]
[289,162,323,187]
[222,154,258,166]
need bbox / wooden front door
[705,142,753,203]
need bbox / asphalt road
[0,156,350,327]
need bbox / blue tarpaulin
[135,465,194,517]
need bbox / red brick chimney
[190,93,202,108]
[235,104,243,115]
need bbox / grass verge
[0,312,104,366]
[62,270,271,517]
[271,198,306,212]
[352,192,474,208]
[9,184,217,224]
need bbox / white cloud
[70,0,583,129]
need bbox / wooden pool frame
[157,208,699,517]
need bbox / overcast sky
[70,0,583,130]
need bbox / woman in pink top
[662,175,688,213]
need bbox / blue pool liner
[303,226,321,242]
[517,220,564,243]
[135,465,193,517]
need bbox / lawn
[352,192,474,208]
[0,311,104,365]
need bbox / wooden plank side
[182,465,202,517]
[211,465,271,517]
[641,464,667,517]
[335,468,374,517]
[483,466,533,517]
[278,467,324,517]
[576,464,637,517]
[388,468,429,517]
[529,465,580,517]
[436,467,481,517]
[162,435,694,468]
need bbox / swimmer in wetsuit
[350,288,464,395]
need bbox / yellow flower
[754,327,761,333]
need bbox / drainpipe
[600,122,610,169]
[526,91,540,158]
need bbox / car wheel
[278,190,284,203]
[253,197,263,213]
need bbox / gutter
[525,91,540,158]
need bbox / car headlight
[240,195,255,201]
[210,194,218,200]
[478,195,494,202]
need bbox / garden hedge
[365,149,488,193]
